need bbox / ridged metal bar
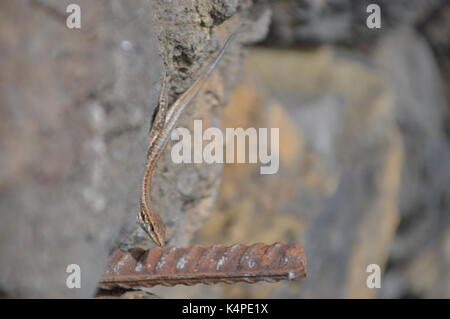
[99,242,306,289]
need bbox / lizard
[137,24,243,246]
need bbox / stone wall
[1,0,449,298]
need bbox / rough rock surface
[122,0,270,250]
[0,0,162,298]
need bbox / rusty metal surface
[99,242,306,289]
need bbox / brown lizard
[137,25,243,246]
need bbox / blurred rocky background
[1,0,449,298]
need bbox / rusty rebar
[99,242,306,289]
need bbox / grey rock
[375,27,450,298]
[0,0,160,298]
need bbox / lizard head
[137,203,166,247]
